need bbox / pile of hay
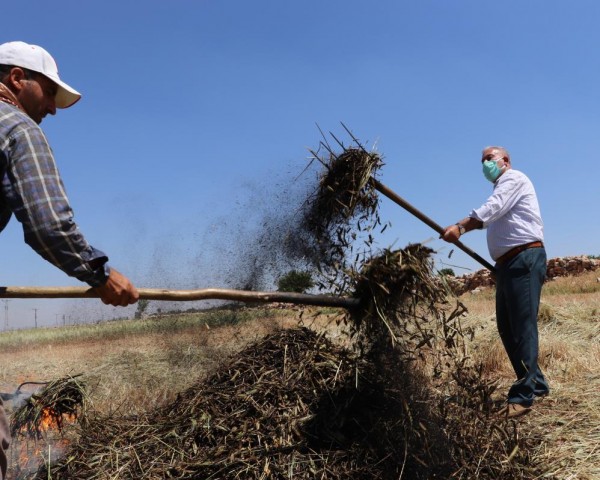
[37,328,431,479]
[36,324,544,480]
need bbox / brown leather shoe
[497,403,532,419]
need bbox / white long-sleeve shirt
[469,169,544,261]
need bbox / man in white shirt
[441,146,549,419]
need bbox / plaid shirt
[0,102,110,287]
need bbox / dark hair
[0,64,36,83]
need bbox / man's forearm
[441,216,483,244]
[456,217,483,234]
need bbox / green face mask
[482,159,503,182]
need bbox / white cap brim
[45,72,81,109]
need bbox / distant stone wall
[448,255,600,295]
[546,256,600,278]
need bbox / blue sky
[2,1,599,328]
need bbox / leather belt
[495,241,544,266]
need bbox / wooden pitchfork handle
[370,178,496,273]
[0,286,361,310]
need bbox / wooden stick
[0,286,361,310]
[370,178,496,273]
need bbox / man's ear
[7,67,27,92]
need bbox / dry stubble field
[0,269,598,479]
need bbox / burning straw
[10,375,87,440]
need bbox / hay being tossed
[10,375,87,440]
[303,146,382,245]
[348,244,462,358]
[300,132,468,363]
[296,129,386,294]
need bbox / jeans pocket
[507,254,531,278]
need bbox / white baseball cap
[0,41,81,108]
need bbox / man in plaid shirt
[0,41,139,478]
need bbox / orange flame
[39,407,76,432]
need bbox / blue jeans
[496,247,549,406]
